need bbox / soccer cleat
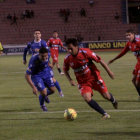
[44,96,50,104]
[60,72,64,75]
[112,100,118,109]
[102,113,111,120]
[41,105,47,112]
[59,91,64,97]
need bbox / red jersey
[63,48,101,84]
[47,37,63,50]
[116,39,140,64]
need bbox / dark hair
[126,29,135,34]
[34,29,41,32]
[65,38,78,46]
[53,31,58,33]
[39,47,48,54]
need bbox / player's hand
[23,60,27,65]
[70,80,76,86]
[32,87,38,96]
[108,71,114,79]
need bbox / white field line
[0,71,24,75]
[0,110,140,115]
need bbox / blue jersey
[26,54,51,78]
[23,39,49,61]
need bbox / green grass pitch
[0,51,140,140]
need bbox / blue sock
[54,80,62,93]
[47,89,54,96]
[87,99,106,115]
[39,94,45,106]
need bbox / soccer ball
[64,108,77,121]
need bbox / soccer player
[63,38,118,119]
[47,31,66,75]
[23,30,64,97]
[0,42,3,55]
[25,47,56,111]
[108,29,140,100]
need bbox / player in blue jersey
[25,47,56,111]
[23,30,64,97]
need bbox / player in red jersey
[47,31,66,75]
[63,38,118,119]
[108,29,140,100]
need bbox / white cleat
[60,72,64,75]
[59,92,64,97]
[102,113,111,120]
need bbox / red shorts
[50,48,59,63]
[133,62,140,81]
[78,76,108,96]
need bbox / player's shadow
[0,117,64,121]
[96,99,139,102]
[76,131,140,137]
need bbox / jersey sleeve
[23,42,31,61]
[47,39,51,47]
[63,55,70,72]
[85,49,101,63]
[59,39,63,47]
[26,56,34,75]
[41,40,47,48]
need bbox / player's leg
[54,50,64,75]
[56,62,64,75]
[133,71,140,99]
[53,77,64,97]
[80,86,110,119]
[93,78,118,109]
[31,77,48,111]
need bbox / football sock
[136,87,140,96]
[87,99,106,115]
[109,93,116,103]
[47,89,54,96]
[57,68,62,73]
[54,80,62,93]
[39,94,45,106]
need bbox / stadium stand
[0,0,139,44]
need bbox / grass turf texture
[0,52,140,140]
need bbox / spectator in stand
[80,8,86,17]
[26,0,35,4]
[11,13,18,25]
[7,14,12,20]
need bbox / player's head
[65,38,78,56]
[34,29,41,41]
[39,47,48,62]
[53,31,58,38]
[125,29,135,42]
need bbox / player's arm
[85,49,114,79]
[63,57,76,86]
[108,43,129,65]
[25,73,38,95]
[59,39,67,50]
[23,43,31,65]
[100,60,114,79]
[25,68,38,95]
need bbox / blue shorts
[31,76,54,91]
